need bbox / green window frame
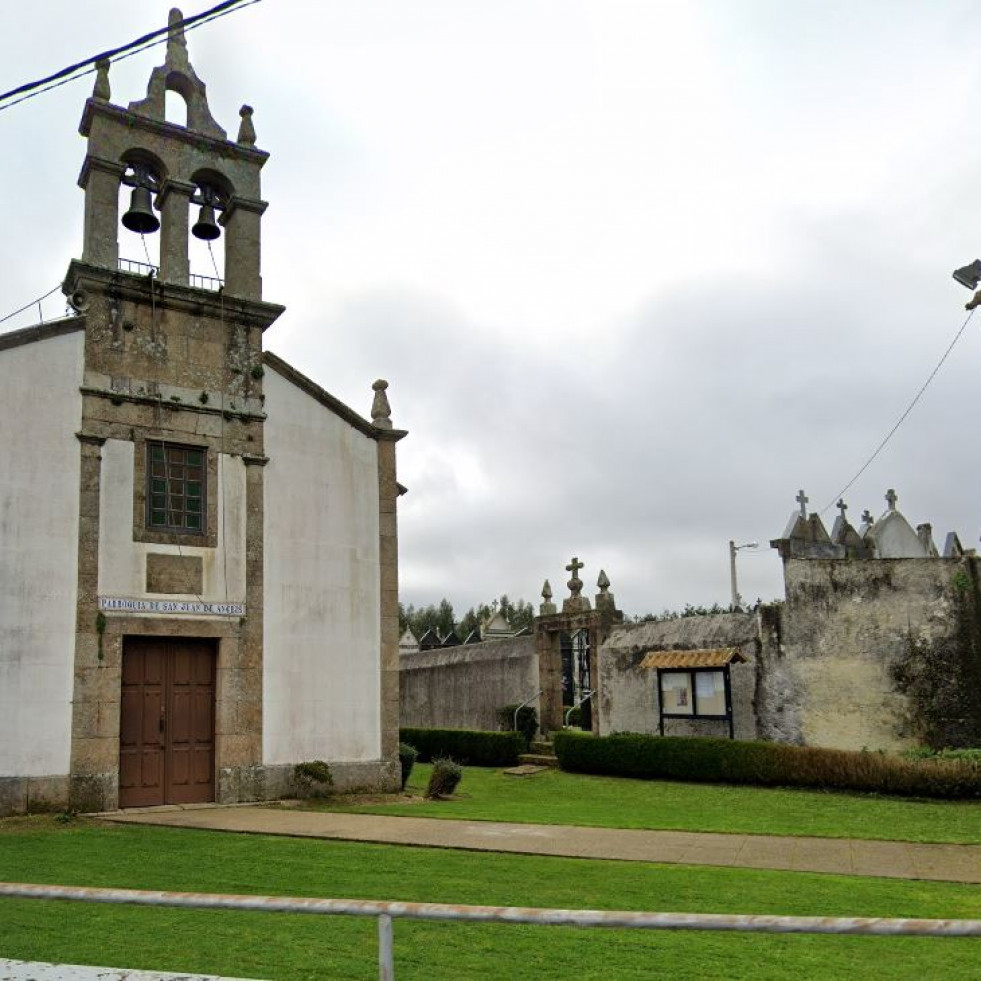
[146,442,207,534]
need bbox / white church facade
[0,14,402,814]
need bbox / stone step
[529,741,554,755]
[518,753,559,768]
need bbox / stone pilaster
[78,157,123,269]
[69,433,117,812]
[376,430,403,767]
[220,197,267,300]
[158,179,195,285]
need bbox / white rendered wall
[98,440,247,603]
[263,369,381,764]
[0,330,83,777]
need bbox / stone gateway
[0,11,404,815]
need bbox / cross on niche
[837,499,848,520]
[862,509,873,525]
[886,488,898,511]
[566,556,584,597]
[796,489,809,518]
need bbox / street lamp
[729,540,758,609]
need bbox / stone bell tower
[64,9,284,812]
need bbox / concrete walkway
[0,959,259,980]
[102,805,981,884]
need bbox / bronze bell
[121,185,160,234]
[192,203,221,241]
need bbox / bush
[497,705,538,746]
[293,760,333,798]
[399,742,419,790]
[565,705,582,728]
[552,731,981,800]
[399,727,524,766]
[426,758,464,798]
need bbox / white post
[378,913,394,980]
[729,540,739,609]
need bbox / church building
[0,12,403,815]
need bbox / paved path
[0,959,259,980]
[102,805,981,884]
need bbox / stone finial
[539,579,556,616]
[168,8,189,64]
[127,6,226,140]
[562,557,591,613]
[237,105,256,146]
[595,569,617,611]
[371,379,392,429]
[886,488,898,511]
[93,59,111,101]
[796,489,809,518]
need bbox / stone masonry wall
[400,636,537,732]
[757,557,976,751]
[598,613,759,739]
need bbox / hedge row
[552,731,981,800]
[399,727,525,766]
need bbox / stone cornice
[79,99,270,168]
[80,386,266,422]
[64,259,285,331]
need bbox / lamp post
[729,540,758,609]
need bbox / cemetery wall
[758,556,973,751]
[400,636,537,731]
[598,613,759,739]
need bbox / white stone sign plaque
[99,596,245,617]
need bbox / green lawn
[2,817,981,979]
[320,763,981,844]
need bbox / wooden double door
[119,637,217,808]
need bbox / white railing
[3,882,980,980]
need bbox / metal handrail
[565,688,594,727]
[514,689,543,736]
[3,882,980,981]
[118,257,159,277]
[190,271,223,291]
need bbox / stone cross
[837,499,847,520]
[886,488,898,511]
[566,556,584,597]
[796,489,809,518]
[861,509,873,525]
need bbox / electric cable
[0,0,263,115]
[821,306,977,513]
[0,284,63,327]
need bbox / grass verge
[1,817,981,979]
[318,763,981,844]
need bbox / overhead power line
[0,0,262,114]
[822,306,977,513]
[0,285,63,327]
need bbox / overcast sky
[3,1,981,618]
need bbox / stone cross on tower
[837,499,848,521]
[886,488,898,511]
[796,489,809,518]
[566,557,584,598]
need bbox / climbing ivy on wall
[892,561,981,749]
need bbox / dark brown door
[119,638,216,808]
